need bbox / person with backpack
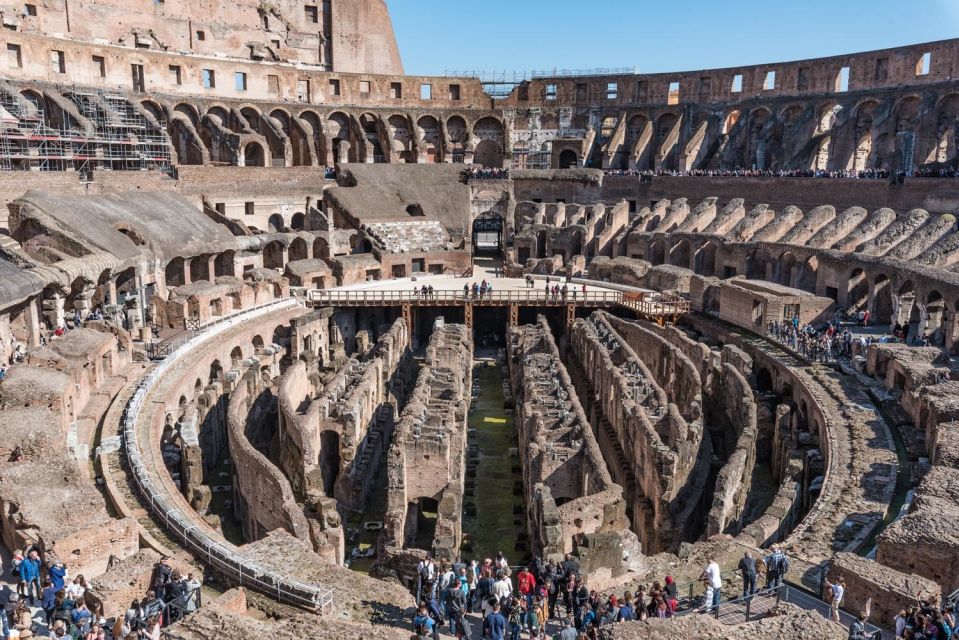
[437,563,455,620]
[764,545,789,589]
[412,603,435,639]
[150,557,173,603]
[417,557,436,603]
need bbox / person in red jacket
[517,567,536,608]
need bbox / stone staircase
[363,221,448,253]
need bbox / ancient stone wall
[705,359,759,536]
[830,552,941,630]
[277,317,410,513]
[509,316,629,560]
[380,321,472,564]
[876,466,959,593]
[0,330,139,578]
[568,312,707,553]
[226,368,315,554]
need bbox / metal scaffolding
[0,87,172,174]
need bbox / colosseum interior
[0,1,957,638]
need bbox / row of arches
[150,99,508,168]
[649,234,959,351]
[599,92,959,173]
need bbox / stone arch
[230,346,243,369]
[263,240,285,269]
[816,103,842,135]
[327,111,351,163]
[473,139,504,168]
[447,115,468,162]
[654,112,680,170]
[848,268,869,311]
[794,255,818,292]
[165,257,186,287]
[694,241,718,277]
[272,324,289,346]
[722,110,741,135]
[387,114,413,163]
[896,280,920,328]
[252,335,265,351]
[173,103,200,129]
[931,93,959,165]
[288,237,309,262]
[189,255,210,283]
[924,290,946,345]
[649,238,667,266]
[776,251,797,287]
[168,118,204,165]
[140,99,164,122]
[290,212,306,231]
[746,247,772,280]
[747,107,773,169]
[209,359,223,384]
[358,112,385,162]
[849,100,880,172]
[244,141,266,167]
[558,149,578,169]
[600,116,618,140]
[626,114,648,142]
[417,115,441,163]
[273,108,309,166]
[214,251,235,277]
[268,214,285,233]
[669,238,691,268]
[312,236,329,260]
[298,110,325,165]
[872,274,893,325]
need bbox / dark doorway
[472,213,503,254]
[319,430,341,497]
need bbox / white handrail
[122,298,334,613]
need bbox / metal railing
[674,582,786,620]
[125,586,202,632]
[675,582,885,636]
[121,298,335,613]
[308,289,625,306]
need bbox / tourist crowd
[463,280,496,300]
[602,168,896,179]
[409,547,800,639]
[465,166,510,180]
[4,551,201,639]
[766,309,943,363]
[890,592,958,640]
[767,317,857,363]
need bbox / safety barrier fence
[122,298,335,614]
[308,288,624,306]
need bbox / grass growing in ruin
[460,361,530,565]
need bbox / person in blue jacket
[41,578,57,625]
[19,550,42,605]
[48,560,68,592]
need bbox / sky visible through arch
[387,0,959,77]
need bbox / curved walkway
[702,318,898,576]
[121,298,335,613]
